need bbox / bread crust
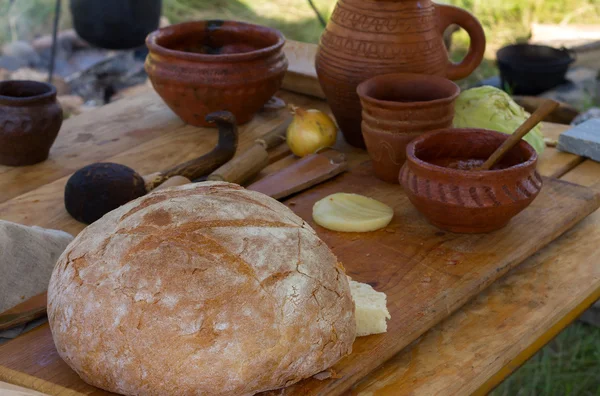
[48,182,355,395]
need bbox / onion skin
[286,107,337,157]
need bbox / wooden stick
[0,293,47,332]
[207,115,292,185]
[478,100,560,171]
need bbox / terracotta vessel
[316,0,485,148]
[0,80,63,166]
[145,21,288,127]
[399,129,542,233]
[357,73,459,183]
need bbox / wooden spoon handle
[478,100,559,171]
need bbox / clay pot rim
[405,128,538,178]
[0,80,57,105]
[357,73,460,109]
[146,20,285,63]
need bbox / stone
[0,55,27,71]
[572,107,600,125]
[558,118,600,162]
[1,40,40,66]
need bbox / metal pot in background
[70,0,162,50]
[497,44,576,96]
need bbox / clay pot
[316,0,485,148]
[0,80,63,166]
[357,73,459,183]
[145,21,288,127]
[399,129,542,234]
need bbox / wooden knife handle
[255,115,291,150]
[207,116,291,185]
[208,145,270,185]
[144,111,239,190]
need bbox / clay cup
[357,73,459,183]
[0,80,63,166]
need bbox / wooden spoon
[477,99,560,171]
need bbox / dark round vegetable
[64,163,147,224]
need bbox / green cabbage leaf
[453,86,545,154]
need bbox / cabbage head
[453,86,545,154]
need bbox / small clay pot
[399,128,542,234]
[0,80,63,166]
[357,73,459,184]
[145,20,288,127]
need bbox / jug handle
[435,4,486,81]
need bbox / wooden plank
[0,92,183,204]
[0,164,598,396]
[0,380,48,396]
[561,159,600,186]
[0,88,329,205]
[0,329,102,395]
[264,165,600,395]
[351,160,600,396]
[0,75,591,396]
[538,123,584,178]
[0,91,331,236]
[282,40,325,99]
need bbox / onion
[286,106,337,157]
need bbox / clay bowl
[145,20,288,127]
[0,80,63,166]
[399,128,542,233]
[357,73,459,184]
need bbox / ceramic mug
[0,80,63,166]
[357,73,460,183]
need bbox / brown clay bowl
[357,73,459,184]
[399,128,542,233]
[0,80,63,166]
[145,20,288,127]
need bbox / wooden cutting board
[0,160,598,396]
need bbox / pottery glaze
[357,73,459,183]
[145,20,288,127]
[316,0,485,147]
[0,80,63,166]
[400,129,542,233]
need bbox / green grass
[492,322,600,396]
[0,1,599,394]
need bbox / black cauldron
[70,0,162,50]
[497,44,576,95]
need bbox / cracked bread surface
[48,181,356,396]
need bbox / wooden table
[0,88,598,395]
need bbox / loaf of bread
[48,182,356,396]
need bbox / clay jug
[315,0,486,148]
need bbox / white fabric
[0,220,73,313]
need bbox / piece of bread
[48,182,356,396]
[348,278,391,337]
